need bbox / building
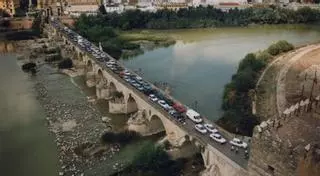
[0,0,20,16]
[64,4,99,16]
[103,3,125,13]
[156,2,188,11]
[65,0,101,5]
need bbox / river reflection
[121,25,320,120]
[0,55,58,176]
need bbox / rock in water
[21,62,36,72]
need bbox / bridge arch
[149,114,165,134]
[109,82,117,94]
[127,94,138,113]
[79,52,84,61]
[96,69,107,85]
[86,60,93,72]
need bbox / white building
[104,3,125,13]
[64,5,99,17]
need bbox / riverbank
[13,39,130,176]
[119,31,176,59]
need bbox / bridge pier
[86,71,96,87]
[167,136,201,159]
[128,110,165,136]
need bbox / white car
[229,138,248,149]
[158,100,170,110]
[204,124,218,133]
[135,76,143,81]
[124,70,131,76]
[194,124,207,134]
[186,109,202,123]
[210,133,226,144]
[149,94,158,102]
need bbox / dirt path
[276,45,320,115]
[256,44,320,120]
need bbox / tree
[98,5,106,15]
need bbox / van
[186,109,202,123]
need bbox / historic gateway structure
[46,14,320,176]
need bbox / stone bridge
[47,19,248,176]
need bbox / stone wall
[201,144,248,176]
[248,123,297,176]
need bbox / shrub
[58,59,73,69]
[256,50,272,62]
[234,67,256,92]
[268,40,294,56]
[101,130,141,145]
[221,40,294,136]
[238,53,266,72]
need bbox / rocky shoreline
[15,39,123,176]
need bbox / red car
[173,103,186,113]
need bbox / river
[121,25,320,121]
[0,54,58,176]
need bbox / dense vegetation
[112,142,186,176]
[74,15,140,59]
[217,40,294,136]
[94,5,320,30]
[74,6,320,59]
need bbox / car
[210,133,226,144]
[132,83,140,87]
[204,124,218,133]
[129,79,136,84]
[135,76,143,81]
[168,109,177,116]
[186,109,202,123]
[124,71,131,76]
[194,124,207,134]
[149,94,158,102]
[173,103,186,113]
[158,100,170,110]
[172,113,186,125]
[165,98,175,106]
[124,78,131,82]
[229,138,248,149]
[137,86,144,91]
[106,64,114,68]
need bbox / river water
[121,25,320,120]
[0,54,58,176]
